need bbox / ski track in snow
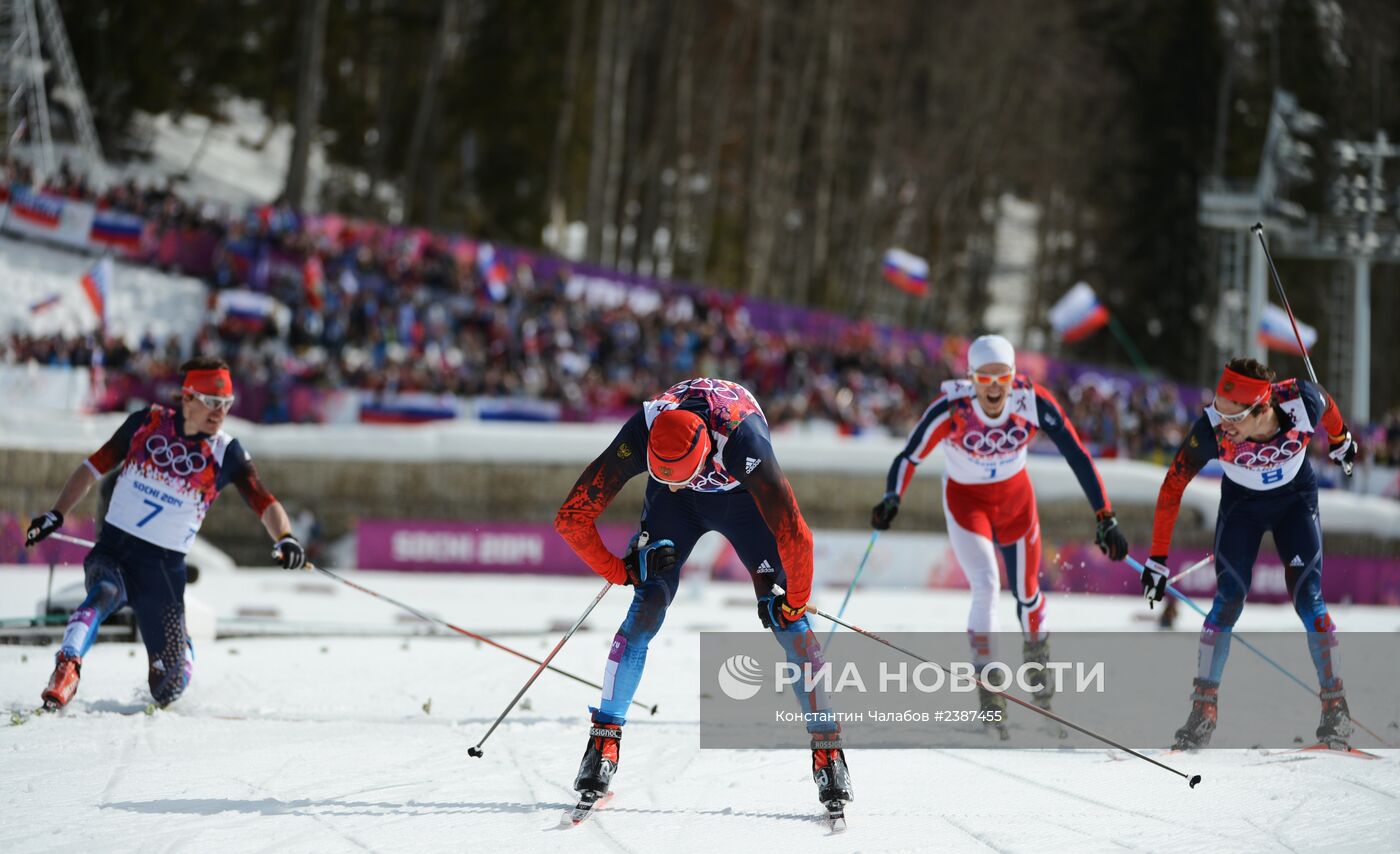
[2,568,1398,853]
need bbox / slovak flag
[1259,303,1318,355]
[80,257,114,326]
[882,248,930,296]
[1048,282,1110,343]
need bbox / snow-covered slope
[2,567,1397,853]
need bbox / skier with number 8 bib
[554,377,851,820]
[871,335,1127,737]
[1145,358,1358,750]
[24,357,306,713]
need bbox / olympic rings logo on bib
[145,434,208,476]
[1232,438,1304,468]
[961,426,1031,455]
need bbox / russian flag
[477,242,510,302]
[81,258,114,325]
[89,210,145,249]
[1048,282,1111,343]
[215,288,279,328]
[882,248,930,296]
[360,395,459,424]
[1259,303,1317,355]
[29,292,62,314]
[12,187,64,229]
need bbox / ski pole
[1125,555,1394,748]
[51,532,97,549]
[1167,554,1214,589]
[469,580,613,758]
[1251,223,1351,476]
[779,586,1202,788]
[823,530,879,648]
[311,566,656,715]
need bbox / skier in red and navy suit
[554,377,852,811]
[25,357,306,711]
[1143,357,1359,750]
[871,335,1129,729]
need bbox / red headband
[184,368,234,397]
[1215,366,1270,407]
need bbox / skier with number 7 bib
[554,377,851,819]
[24,357,306,713]
[870,335,1127,736]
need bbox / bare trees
[552,0,1132,330]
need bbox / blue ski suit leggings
[1197,480,1339,690]
[61,526,194,705]
[593,480,837,734]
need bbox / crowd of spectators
[4,160,1398,477]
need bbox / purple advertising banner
[0,514,98,566]
[356,519,636,574]
[1042,543,1400,607]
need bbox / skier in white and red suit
[870,335,1129,726]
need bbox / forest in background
[56,0,1400,400]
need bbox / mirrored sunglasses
[972,371,1014,386]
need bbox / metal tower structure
[1200,89,1400,424]
[1,0,105,184]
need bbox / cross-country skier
[554,377,851,819]
[1143,357,1358,750]
[25,357,306,711]
[870,335,1128,733]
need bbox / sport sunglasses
[971,370,1014,386]
[188,390,236,412]
[1212,399,1260,423]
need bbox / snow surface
[124,99,327,211]
[2,564,1398,853]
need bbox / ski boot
[41,651,82,711]
[1023,638,1054,710]
[1316,682,1354,749]
[1023,637,1066,739]
[573,721,622,797]
[812,735,852,831]
[976,683,1009,740]
[1171,678,1218,750]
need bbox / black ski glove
[1141,557,1170,608]
[870,494,900,531]
[26,510,64,546]
[1094,510,1129,561]
[622,532,676,586]
[275,535,307,570]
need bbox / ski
[823,800,847,834]
[9,701,61,726]
[559,791,613,827]
[1289,742,1382,760]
